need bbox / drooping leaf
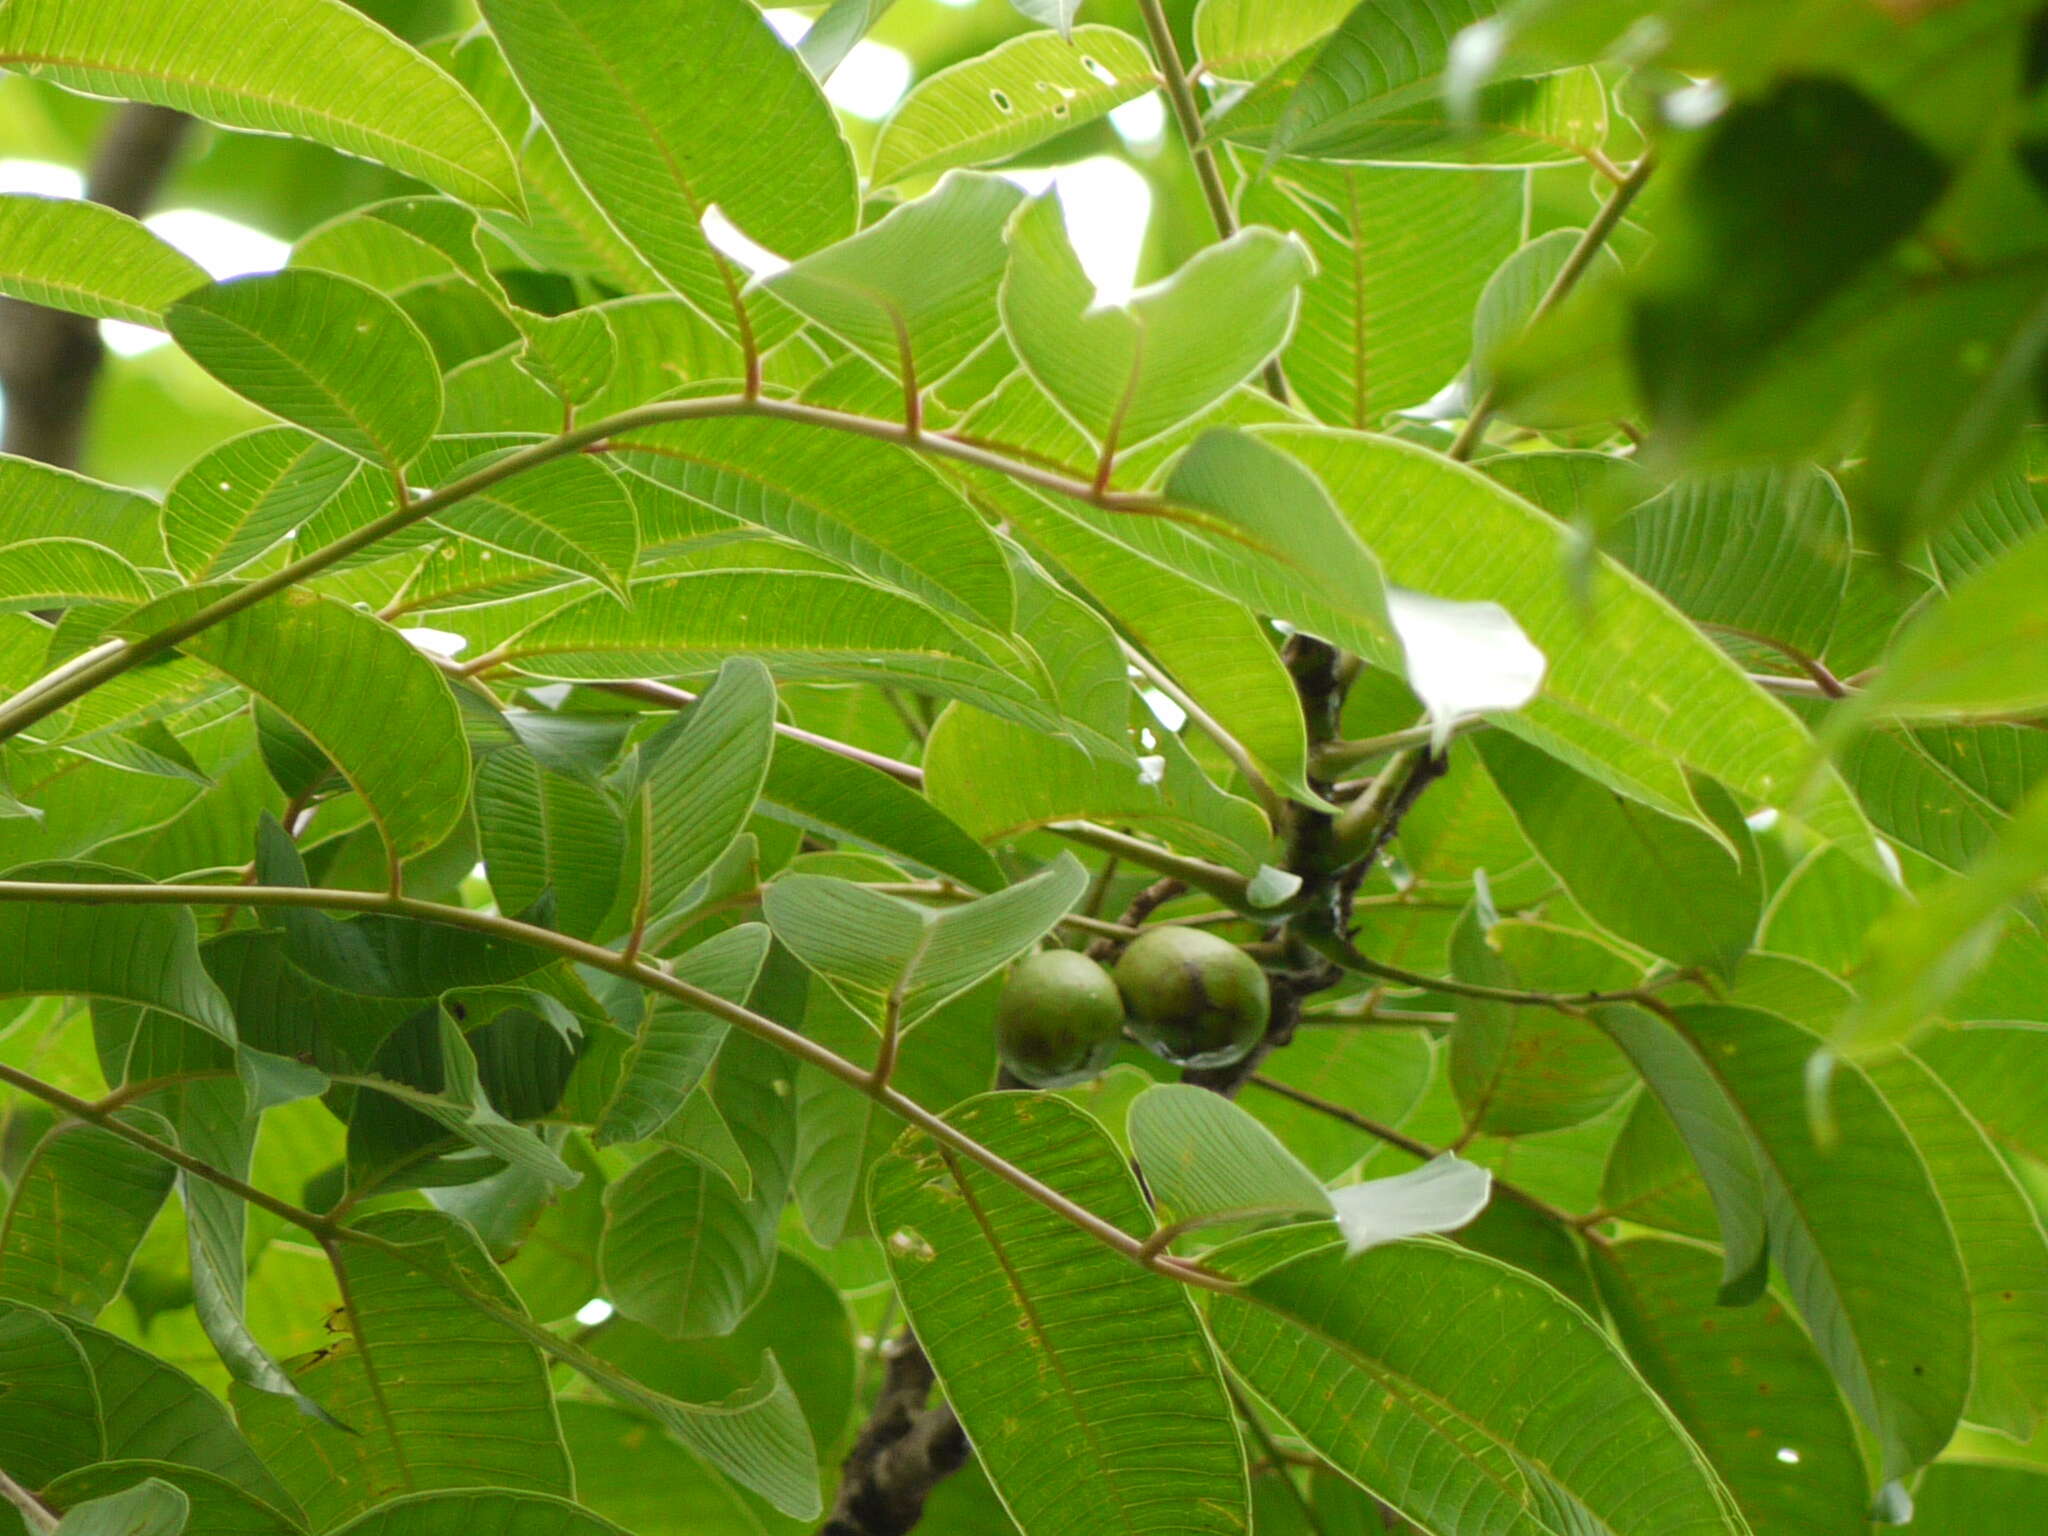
[1128,1083,1333,1229]
[869,1093,1249,1535]
[0,1302,103,1488]
[0,459,165,569]
[871,26,1158,187]
[45,1477,189,1536]
[1207,1232,1746,1536]
[1194,0,1355,81]
[0,195,207,326]
[798,0,899,78]
[595,923,772,1147]
[0,0,521,210]
[166,270,443,468]
[1906,1462,2048,1530]
[480,0,856,339]
[326,1491,638,1536]
[600,1149,776,1340]
[633,658,777,927]
[38,1463,297,1536]
[1002,195,1314,454]
[1476,732,1762,972]
[763,853,1086,1028]
[474,744,624,941]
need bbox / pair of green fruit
[996,926,1271,1088]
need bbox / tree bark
[0,103,192,468]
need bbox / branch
[0,879,1232,1296]
[0,392,1169,745]
[0,105,191,469]
[821,1338,967,1536]
[1299,922,1671,1011]
[0,1466,56,1535]
[1446,152,1656,462]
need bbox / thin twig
[1447,153,1656,462]
[0,880,1232,1295]
[0,1466,56,1535]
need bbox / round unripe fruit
[996,950,1126,1088]
[1114,926,1269,1069]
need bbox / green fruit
[996,949,1126,1088]
[1114,926,1269,1069]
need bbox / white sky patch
[762,8,810,42]
[1775,1448,1802,1465]
[1139,687,1187,733]
[1746,807,1781,833]
[0,158,84,197]
[828,41,913,119]
[1002,156,1152,306]
[102,208,290,357]
[1109,92,1167,145]
[399,626,468,658]
[702,205,791,278]
[575,1298,614,1326]
[1387,589,1546,749]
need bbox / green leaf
[479,0,856,339]
[601,1149,776,1340]
[763,853,1086,1028]
[761,171,1025,391]
[596,923,772,1147]
[1590,1238,1866,1536]
[413,440,638,601]
[0,0,520,211]
[167,271,442,468]
[923,703,1272,871]
[346,1008,579,1188]
[0,863,236,1043]
[496,570,1053,732]
[1855,523,2048,722]
[868,1093,1248,1535]
[1665,1005,1969,1479]
[0,459,164,569]
[475,745,624,941]
[1448,912,1640,1134]
[119,591,471,865]
[38,1463,298,1536]
[1207,1233,1745,1536]
[871,26,1158,187]
[1164,427,1393,657]
[232,1209,574,1530]
[162,427,360,581]
[1261,426,1873,846]
[1002,196,1313,453]
[1128,1083,1332,1228]
[1605,466,1851,662]
[1194,0,1354,81]
[1240,162,1525,428]
[1865,1049,2048,1442]
[613,417,1015,630]
[1630,77,1948,450]
[760,732,1002,892]
[1908,1462,2048,1529]
[1839,781,2048,1052]
[1257,0,1491,153]
[49,1479,188,1536]
[798,0,899,78]
[0,195,206,326]
[327,1491,636,1536]
[0,1303,102,1488]
[0,540,150,616]
[634,658,776,925]
[57,1318,294,1508]
[1476,733,1762,972]
[1012,0,1082,36]
[0,1114,177,1320]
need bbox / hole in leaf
[990,88,1013,113]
